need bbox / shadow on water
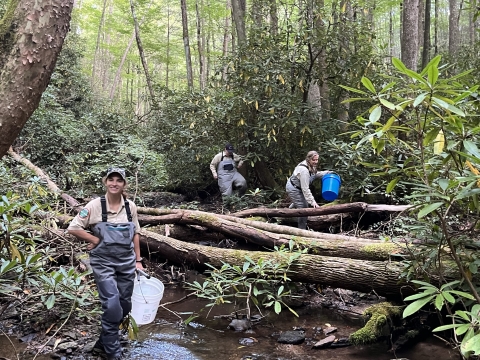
[125,282,461,360]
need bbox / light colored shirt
[68,196,141,234]
[291,161,331,206]
[210,151,244,178]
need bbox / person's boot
[92,339,106,356]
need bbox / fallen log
[140,229,412,298]
[137,207,375,242]
[230,203,413,218]
[138,209,403,260]
[8,147,80,209]
[231,202,368,218]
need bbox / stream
[0,279,461,360]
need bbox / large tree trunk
[0,0,74,159]
[140,229,411,298]
[401,0,419,71]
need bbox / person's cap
[225,143,235,153]
[106,167,126,180]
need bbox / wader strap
[290,178,302,191]
[101,196,108,222]
[100,196,133,222]
[124,200,133,222]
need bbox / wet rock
[64,331,77,340]
[228,318,252,331]
[56,341,78,351]
[241,354,266,360]
[238,337,258,346]
[330,337,351,348]
[46,337,57,346]
[277,330,305,345]
[312,335,336,349]
[323,326,337,335]
[19,332,37,343]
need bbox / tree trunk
[195,0,206,90]
[401,0,419,71]
[421,0,432,69]
[129,0,155,103]
[110,29,136,100]
[448,0,460,57]
[140,229,411,298]
[0,0,74,159]
[253,159,281,191]
[269,0,278,36]
[180,0,194,90]
[91,0,107,89]
[231,0,246,45]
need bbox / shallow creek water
[0,281,461,360]
[125,282,460,360]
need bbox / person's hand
[237,164,242,169]
[213,174,218,180]
[87,237,100,250]
[312,203,319,208]
[136,261,144,271]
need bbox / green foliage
[184,242,307,318]
[403,280,478,358]
[344,55,480,357]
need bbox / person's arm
[131,204,144,270]
[67,202,100,250]
[315,170,333,179]
[210,153,221,179]
[299,170,318,208]
[67,229,100,251]
[133,233,144,270]
[233,153,244,168]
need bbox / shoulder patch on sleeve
[79,208,89,219]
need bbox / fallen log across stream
[137,208,405,261]
[140,229,413,298]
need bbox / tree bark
[136,208,404,261]
[0,0,74,159]
[180,0,194,90]
[231,202,367,218]
[140,229,412,298]
[421,0,432,69]
[231,0,246,45]
[401,0,419,71]
[129,0,155,103]
[448,0,460,56]
[195,0,206,91]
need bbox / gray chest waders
[217,154,239,196]
[285,163,316,229]
[90,196,136,358]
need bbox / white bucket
[131,276,164,325]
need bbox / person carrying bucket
[286,151,335,229]
[67,167,144,360]
[210,143,247,198]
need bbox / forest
[1,0,480,358]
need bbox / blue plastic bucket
[321,173,341,201]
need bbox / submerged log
[139,229,411,298]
